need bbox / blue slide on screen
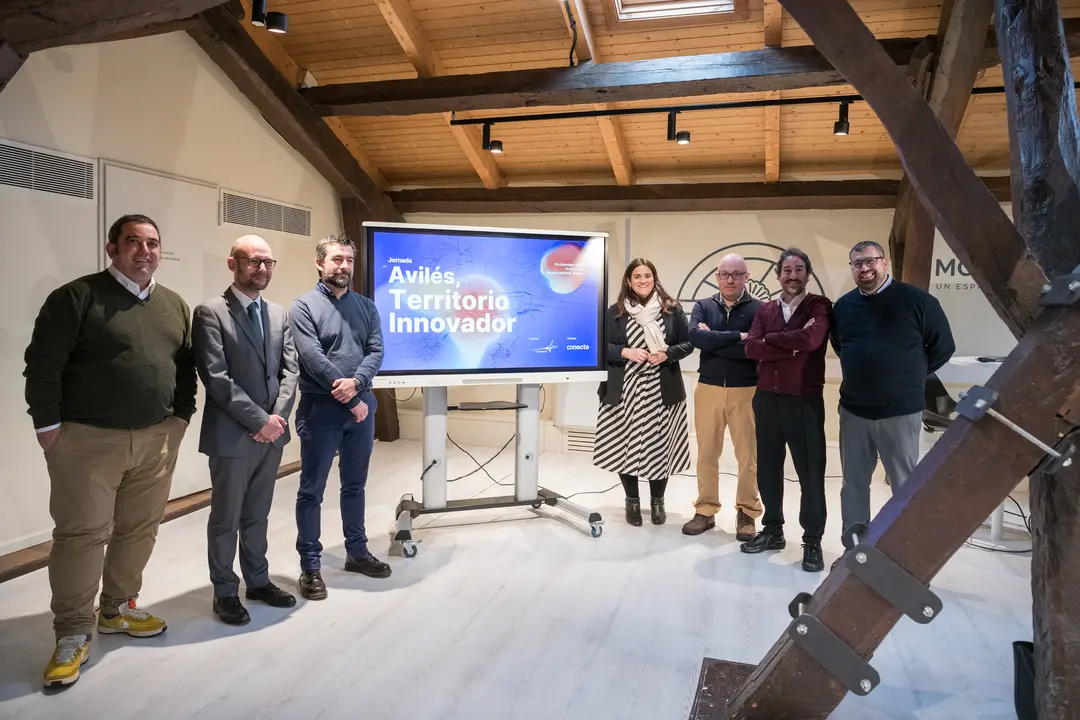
[369,229,605,374]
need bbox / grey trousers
[839,406,922,548]
[207,442,283,597]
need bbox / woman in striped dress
[594,259,693,526]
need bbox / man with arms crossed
[832,241,954,549]
[684,254,764,540]
[290,234,388,600]
[193,235,300,625]
[25,213,196,687]
[741,248,832,572]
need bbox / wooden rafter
[232,0,387,190]
[387,178,1011,214]
[300,21,1080,118]
[995,3,1080,712]
[188,5,401,220]
[374,0,504,189]
[560,0,634,186]
[716,0,1065,715]
[763,0,783,184]
[889,0,996,290]
[0,0,231,54]
[0,41,22,95]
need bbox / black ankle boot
[650,498,666,525]
[625,498,643,526]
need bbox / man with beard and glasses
[741,248,832,572]
[288,234,387,600]
[831,241,954,551]
[193,235,300,624]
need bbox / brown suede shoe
[681,513,715,535]
[735,510,756,541]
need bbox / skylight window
[603,0,748,29]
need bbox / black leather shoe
[650,498,667,525]
[802,543,824,572]
[299,570,328,600]
[739,530,787,554]
[213,596,250,625]
[246,581,296,608]
[344,553,392,579]
[624,498,643,526]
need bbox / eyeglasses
[849,257,884,269]
[236,256,277,269]
[718,272,748,280]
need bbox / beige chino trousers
[44,417,186,638]
[693,383,762,518]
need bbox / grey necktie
[247,301,263,345]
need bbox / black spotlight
[266,11,288,34]
[251,0,267,26]
[834,101,850,136]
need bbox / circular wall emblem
[675,241,827,312]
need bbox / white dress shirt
[779,289,807,323]
[230,285,263,337]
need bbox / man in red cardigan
[740,248,832,572]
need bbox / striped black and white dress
[593,319,690,481]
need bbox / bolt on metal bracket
[839,523,942,625]
[1038,263,1080,307]
[956,386,1073,473]
[786,607,880,697]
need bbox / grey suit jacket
[192,287,300,458]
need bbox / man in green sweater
[24,213,197,689]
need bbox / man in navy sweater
[684,254,764,540]
[290,235,388,600]
[832,241,955,548]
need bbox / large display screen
[364,223,607,378]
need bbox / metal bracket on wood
[1033,433,1078,476]
[841,524,942,624]
[1038,264,1080,307]
[956,386,1075,473]
[786,593,881,696]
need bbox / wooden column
[995,1,1080,716]
[0,41,23,95]
[342,197,399,443]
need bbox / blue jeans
[294,391,378,571]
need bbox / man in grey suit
[193,235,300,625]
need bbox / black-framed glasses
[718,271,748,280]
[849,257,884,269]
[236,256,277,269]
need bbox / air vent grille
[0,141,94,199]
[564,429,595,454]
[222,190,311,236]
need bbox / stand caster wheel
[590,523,603,538]
[402,541,418,558]
[531,501,543,509]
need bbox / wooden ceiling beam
[232,0,387,190]
[387,177,1012,214]
[890,0,996,290]
[763,0,783,184]
[301,21,1080,118]
[558,0,634,186]
[0,41,23,95]
[0,0,232,54]
[188,5,401,220]
[374,0,505,189]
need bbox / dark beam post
[342,197,399,443]
[0,41,24,95]
[890,0,996,289]
[995,1,1080,716]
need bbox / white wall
[0,32,342,554]
[394,209,1018,453]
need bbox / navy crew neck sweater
[831,279,955,420]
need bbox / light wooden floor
[0,437,1033,719]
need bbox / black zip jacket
[688,292,763,388]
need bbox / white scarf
[624,292,668,353]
